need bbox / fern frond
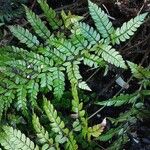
[27,80,39,107]
[32,114,55,149]
[83,53,105,68]
[51,67,65,100]
[71,84,86,119]
[70,33,88,47]
[0,46,26,62]
[78,81,92,91]
[0,96,5,120]
[0,82,15,119]
[96,93,139,107]
[113,13,148,44]
[88,0,114,41]
[24,6,51,40]
[8,50,53,79]
[75,22,101,44]
[4,59,36,82]
[127,61,150,79]
[16,85,28,116]
[65,132,78,150]
[65,61,91,91]
[0,126,39,150]
[43,98,69,144]
[37,0,62,29]
[0,94,13,120]
[9,25,40,48]
[11,46,28,57]
[38,72,53,90]
[43,97,78,149]
[65,61,82,85]
[98,128,119,142]
[95,44,126,68]
[71,83,88,137]
[110,108,138,125]
[43,98,68,136]
[87,124,103,141]
[4,48,54,80]
[52,39,81,60]
[44,46,66,63]
[0,93,7,121]
[61,10,83,28]
[5,46,41,67]
[27,51,52,70]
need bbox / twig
[85,68,100,82]
[137,0,147,15]
[30,0,36,10]
[102,4,116,20]
[88,105,105,120]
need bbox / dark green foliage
[0,0,28,22]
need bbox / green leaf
[73,120,82,131]
[96,93,138,107]
[52,68,65,100]
[51,39,81,60]
[127,61,150,79]
[61,10,83,28]
[88,0,114,42]
[43,98,78,149]
[113,13,148,44]
[83,53,105,68]
[32,114,55,149]
[38,72,53,90]
[9,25,40,48]
[0,88,14,120]
[74,22,100,44]
[98,128,118,141]
[95,44,126,68]
[78,81,91,91]
[27,80,39,107]
[55,135,67,144]
[16,85,28,116]
[0,126,39,150]
[87,124,103,141]
[43,97,69,136]
[24,6,51,40]
[65,61,82,85]
[37,0,62,29]
[65,132,78,150]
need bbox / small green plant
[0,0,148,149]
[96,62,150,149]
[0,95,105,150]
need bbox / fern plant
[96,62,150,149]
[0,126,39,150]
[0,0,147,119]
[0,0,148,149]
[0,95,105,150]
